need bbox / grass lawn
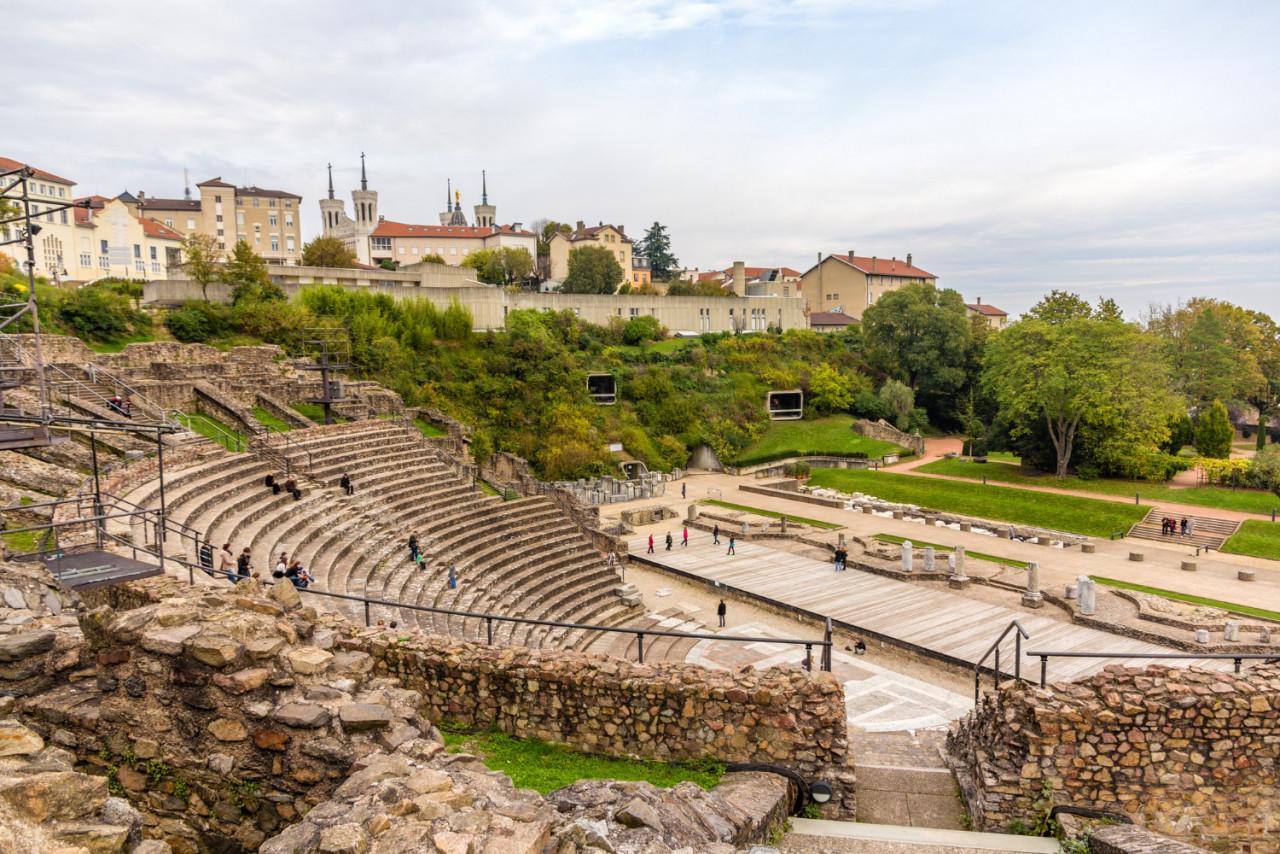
[86,332,160,353]
[917,458,1280,516]
[413,417,447,438]
[1,529,42,552]
[252,407,293,431]
[442,730,723,795]
[702,499,842,530]
[806,469,1147,538]
[291,403,348,423]
[872,533,1029,568]
[1220,520,1280,561]
[730,414,907,467]
[984,451,1023,463]
[1091,576,1280,622]
[179,413,244,451]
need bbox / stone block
[273,703,331,728]
[0,771,108,821]
[253,729,291,752]
[140,624,202,656]
[948,577,971,590]
[0,629,55,661]
[189,634,244,668]
[1081,543,1095,554]
[1181,561,1197,571]
[1195,629,1209,644]
[287,647,333,675]
[1128,552,1144,562]
[1238,570,1256,582]
[339,703,395,731]
[0,720,43,756]
[209,718,248,742]
[213,667,271,695]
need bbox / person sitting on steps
[265,473,280,495]
[339,472,354,496]
[283,477,301,500]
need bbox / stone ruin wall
[2,567,810,853]
[947,663,1280,854]
[850,417,925,455]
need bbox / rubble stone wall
[947,664,1280,854]
[850,418,925,454]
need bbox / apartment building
[130,178,303,264]
[798,252,936,320]
[547,222,633,283]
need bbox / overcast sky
[13,1,1280,319]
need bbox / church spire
[482,170,488,206]
[447,179,453,212]
[360,153,367,190]
[327,163,334,200]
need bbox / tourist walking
[665,532,673,551]
[236,548,253,583]
[682,482,686,499]
[712,524,720,545]
[647,534,654,554]
[681,527,688,547]
[727,535,735,555]
[448,565,457,590]
[340,473,353,495]
[218,543,235,581]
[1180,517,1188,537]
[717,599,726,627]
[408,533,419,564]
[198,537,214,576]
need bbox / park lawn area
[917,458,1280,516]
[1091,576,1280,622]
[180,413,243,451]
[730,415,907,467]
[442,730,723,795]
[1220,520,1280,561]
[806,469,1147,538]
[872,534,1029,568]
[252,407,293,431]
[703,499,842,530]
[984,451,1023,464]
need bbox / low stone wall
[852,418,925,455]
[947,664,1280,853]
[740,481,846,508]
[194,381,265,435]
[724,455,883,477]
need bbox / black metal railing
[974,619,1030,704]
[1026,650,1276,688]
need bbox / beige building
[966,299,1009,330]
[798,252,936,321]
[547,222,633,283]
[75,197,185,279]
[699,264,801,295]
[1,156,82,282]
[130,177,303,263]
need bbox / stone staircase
[1127,507,1239,549]
[584,607,709,665]
[110,419,642,653]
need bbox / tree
[180,233,223,302]
[561,244,623,294]
[666,279,730,297]
[807,363,855,415]
[531,219,569,280]
[637,222,678,280]
[420,253,446,264]
[878,380,915,429]
[1242,311,1280,451]
[983,315,1178,478]
[862,282,971,416]
[1194,399,1233,459]
[462,247,535,287]
[1146,299,1266,409]
[1023,290,1097,324]
[470,429,494,473]
[300,235,358,269]
[1249,445,1280,499]
[223,240,283,303]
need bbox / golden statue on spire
[455,189,460,204]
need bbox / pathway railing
[1025,649,1276,688]
[168,409,243,453]
[974,619,1030,704]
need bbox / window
[165,218,173,227]
[217,228,224,236]
[46,209,53,222]
[285,214,293,228]
[252,198,259,206]
[99,255,110,269]
[269,213,277,227]
[150,246,157,260]
[237,233,246,242]
[867,291,873,305]
[371,237,391,251]
[218,241,225,249]
[398,246,405,255]
[60,211,67,224]
[133,244,141,258]
[214,195,222,203]
[187,218,195,229]
[271,236,279,252]
[80,252,91,267]
[268,199,276,207]
[216,214,223,222]
[630,308,640,318]
[39,183,46,194]
[100,240,108,254]
[58,187,66,198]
[236,199,243,206]
[633,273,639,282]
[411,246,419,254]
[236,211,244,226]
[450,246,456,255]
[286,235,294,252]
[285,201,292,208]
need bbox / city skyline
[12,0,1280,318]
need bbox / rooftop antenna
[183,168,190,200]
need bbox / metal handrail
[78,362,177,428]
[256,426,313,474]
[168,409,243,453]
[1026,650,1277,688]
[974,619,1030,704]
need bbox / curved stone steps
[306,441,427,486]
[491,562,614,646]
[310,448,445,491]
[514,577,628,649]
[448,542,602,640]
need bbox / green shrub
[1075,463,1099,481]
[165,301,231,343]
[623,316,662,345]
[56,285,139,341]
[783,462,811,477]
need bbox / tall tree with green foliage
[984,309,1177,478]
[461,247,535,287]
[300,235,358,269]
[180,233,223,302]
[561,245,624,294]
[1194,399,1234,459]
[1249,445,1280,499]
[637,222,678,280]
[807,363,855,415]
[878,380,915,429]
[224,240,283,303]
[862,282,971,417]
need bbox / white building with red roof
[965,298,1009,330]
[798,251,937,321]
[74,196,185,280]
[1,155,81,282]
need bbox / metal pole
[804,643,813,671]
[90,430,103,550]
[637,632,645,664]
[1015,633,1022,683]
[1234,658,1242,674]
[486,617,493,645]
[974,671,980,706]
[156,431,167,543]
[1040,656,1048,688]
[20,174,51,422]
[823,617,833,672]
[1135,493,1139,505]
[364,600,370,627]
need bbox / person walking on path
[665,532,673,550]
[199,538,214,576]
[448,565,457,590]
[727,535,735,555]
[408,533,419,564]
[682,482,686,499]
[712,524,720,545]
[1188,518,1195,539]
[717,599,726,628]
[236,548,253,583]
[340,473,353,496]
[681,527,688,547]
[218,543,235,581]
[1180,517,1188,537]
[647,534,654,554]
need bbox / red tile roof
[139,219,184,240]
[555,224,633,244]
[71,196,184,239]
[704,265,801,281]
[372,221,532,238]
[835,254,934,278]
[0,156,75,185]
[966,303,1008,317]
[809,311,858,327]
[237,186,301,199]
[196,177,235,188]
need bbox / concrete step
[786,818,1059,853]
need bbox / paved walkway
[628,536,1234,684]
